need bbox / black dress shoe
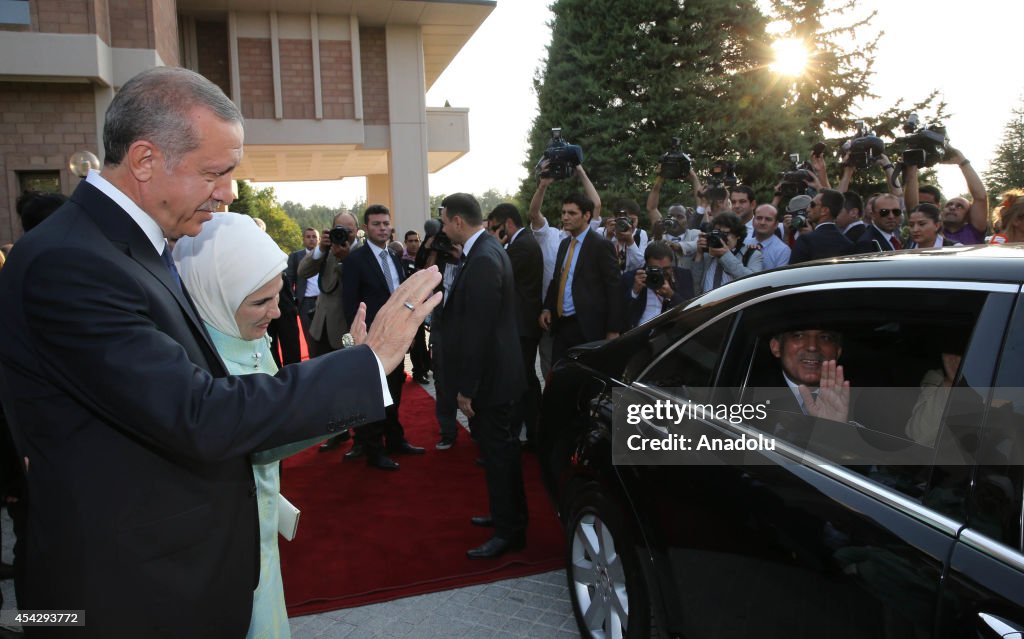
[319,434,346,452]
[387,442,425,455]
[343,444,365,460]
[466,535,525,559]
[367,456,400,471]
[470,515,494,528]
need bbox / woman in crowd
[907,203,959,248]
[996,190,1024,242]
[174,213,352,638]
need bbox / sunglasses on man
[876,208,902,217]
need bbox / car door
[617,281,1012,639]
[939,292,1024,638]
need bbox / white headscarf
[173,213,287,339]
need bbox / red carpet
[278,378,566,616]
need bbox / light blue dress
[206,322,318,639]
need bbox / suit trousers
[298,297,319,356]
[470,401,528,539]
[355,364,408,457]
[410,323,430,377]
[550,315,586,369]
[268,312,301,366]
[429,341,460,440]
[514,336,541,444]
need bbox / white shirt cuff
[312,246,323,260]
[372,352,394,407]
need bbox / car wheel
[566,491,651,639]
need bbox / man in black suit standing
[539,193,623,366]
[487,203,544,449]
[268,248,301,367]
[289,227,321,356]
[0,67,441,637]
[621,241,694,330]
[342,204,426,470]
[854,193,905,254]
[439,193,528,558]
[788,189,855,265]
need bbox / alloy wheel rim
[571,512,629,639]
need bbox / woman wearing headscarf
[174,213,322,638]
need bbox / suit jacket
[297,245,350,349]
[621,266,693,330]
[789,222,854,264]
[440,232,526,406]
[843,222,868,244]
[287,248,311,306]
[342,243,406,328]
[543,229,624,342]
[0,181,384,637]
[853,224,901,254]
[505,228,544,341]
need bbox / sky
[255,0,1024,208]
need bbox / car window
[731,286,994,505]
[970,294,1024,551]
[637,315,731,403]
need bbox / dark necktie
[160,245,182,292]
[711,259,724,289]
[890,235,902,250]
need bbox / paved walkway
[0,359,579,638]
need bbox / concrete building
[0,0,494,244]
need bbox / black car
[538,245,1024,639]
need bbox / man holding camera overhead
[621,241,693,330]
[298,211,360,357]
[903,145,988,245]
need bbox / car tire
[566,491,651,639]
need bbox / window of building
[0,0,30,25]
[18,171,61,195]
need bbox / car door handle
[979,612,1023,638]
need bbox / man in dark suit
[0,67,440,637]
[439,193,528,559]
[288,227,321,356]
[854,193,905,254]
[268,250,301,367]
[487,203,543,448]
[539,193,623,366]
[789,189,855,265]
[621,241,694,331]
[342,204,425,470]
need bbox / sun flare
[770,38,809,76]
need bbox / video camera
[661,216,684,236]
[841,120,885,170]
[427,206,454,254]
[612,216,632,233]
[897,113,947,168]
[329,225,351,246]
[535,128,584,180]
[644,266,666,290]
[705,160,738,198]
[659,138,693,180]
[779,153,817,200]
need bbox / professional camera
[704,160,738,200]
[429,229,454,254]
[659,137,693,180]
[613,216,632,233]
[661,216,684,235]
[841,120,885,170]
[644,266,666,290]
[329,225,351,246]
[535,128,584,180]
[705,229,728,250]
[786,194,812,230]
[897,113,948,168]
[779,153,817,200]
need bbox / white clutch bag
[277,493,301,541]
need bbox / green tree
[234,181,302,252]
[984,98,1024,199]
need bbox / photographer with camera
[691,211,763,294]
[621,241,694,330]
[904,145,989,245]
[297,211,360,357]
[789,189,855,264]
[609,200,646,274]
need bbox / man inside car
[768,328,850,423]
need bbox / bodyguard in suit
[342,204,426,470]
[789,189,855,265]
[0,67,441,637]
[621,241,694,331]
[439,194,528,559]
[298,212,359,357]
[487,203,543,448]
[854,193,905,254]
[268,255,301,367]
[288,227,322,356]
[539,193,623,366]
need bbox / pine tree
[984,99,1024,199]
[234,181,302,252]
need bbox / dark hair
[730,185,756,202]
[843,191,863,216]
[819,189,844,219]
[911,203,942,223]
[562,193,595,219]
[16,191,67,232]
[711,211,747,244]
[919,184,944,204]
[488,203,523,229]
[103,67,242,168]
[441,193,482,225]
[644,240,675,262]
[612,199,641,217]
[404,230,420,241]
[363,204,390,225]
